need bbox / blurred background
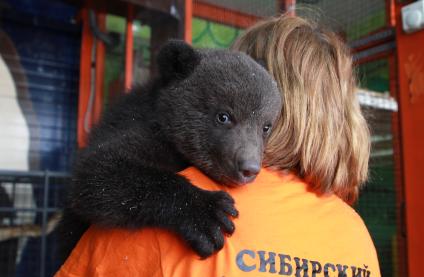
[0,0,423,276]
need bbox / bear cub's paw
[177,190,238,258]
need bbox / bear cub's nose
[239,160,260,178]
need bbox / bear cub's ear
[157,39,201,82]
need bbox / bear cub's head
[156,40,281,185]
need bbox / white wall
[0,55,30,171]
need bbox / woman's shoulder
[244,168,378,255]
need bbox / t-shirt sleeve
[55,226,163,277]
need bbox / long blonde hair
[232,15,370,203]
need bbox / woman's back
[56,167,380,277]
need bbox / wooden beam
[193,1,260,29]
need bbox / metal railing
[0,170,70,277]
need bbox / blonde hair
[232,15,370,203]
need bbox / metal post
[125,4,134,92]
[394,2,424,276]
[40,171,50,277]
[386,1,408,275]
[93,12,106,124]
[184,0,193,43]
[77,9,94,148]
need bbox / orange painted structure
[394,2,424,276]
[77,10,106,147]
[185,0,193,42]
[193,1,260,29]
[93,13,106,124]
[124,4,134,92]
[77,9,93,147]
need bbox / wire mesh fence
[296,0,387,41]
[358,103,401,277]
[0,171,69,277]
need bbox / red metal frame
[77,9,106,147]
[394,2,424,276]
[279,0,296,16]
[193,1,260,29]
[388,52,409,277]
[387,0,396,28]
[386,1,408,276]
[185,0,193,43]
[93,12,106,124]
[77,9,93,147]
[125,4,134,92]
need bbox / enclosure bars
[40,171,49,277]
[0,170,70,277]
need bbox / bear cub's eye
[263,124,272,134]
[216,112,231,124]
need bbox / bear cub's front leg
[168,187,238,258]
[65,149,239,259]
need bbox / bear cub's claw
[179,190,238,258]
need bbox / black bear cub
[59,40,281,260]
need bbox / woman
[234,15,369,204]
[56,15,380,277]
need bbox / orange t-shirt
[56,168,380,277]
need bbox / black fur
[58,40,281,260]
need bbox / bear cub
[59,40,281,260]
